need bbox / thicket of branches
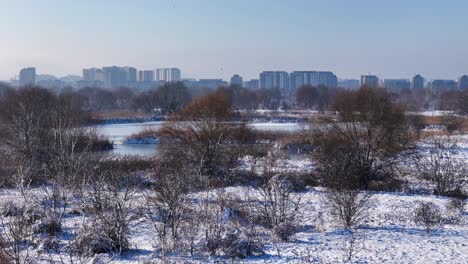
[308,87,418,191]
[158,91,256,184]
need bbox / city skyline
[2,0,468,81]
[13,65,468,92]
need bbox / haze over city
[1,0,468,81]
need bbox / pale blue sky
[1,0,467,81]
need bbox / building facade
[360,75,379,87]
[383,79,410,90]
[245,79,260,89]
[411,74,424,89]
[102,66,128,88]
[19,67,36,86]
[82,68,104,82]
[289,71,338,90]
[138,70,155,82]
[156,68,181,82]
[429,80,457,91]
[458,75,468,90]
[230,74,243,87]
[123,67,137,83]
[259,71,289,90]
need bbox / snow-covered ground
[0,185,466,264]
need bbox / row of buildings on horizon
[11,67,468,92]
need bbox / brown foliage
[310,87,416,190]
[158,92,244,181]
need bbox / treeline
[295,84,468,113]
[1,81,467,116]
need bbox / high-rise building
[103,66,128,88]
[383,79,410,90]
[156,68,181,82]
[411,74,424,89]
[245,79,260,89]
[338,79,360,89]
[360,75,379,87]
[289,71,338,90]
[82,68,104,82]
[19,67,36,86]
[138,70,155,82]
[429,80,457,91]
[259,71,289,90]
[458,75,468,90]
[123,67,137,83]
[230,74,243,86]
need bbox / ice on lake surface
[95,121,304,156]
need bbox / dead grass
[91,110,154,120]
[127,129,159,140]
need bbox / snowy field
[0,186,466,264]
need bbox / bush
[324,188,371,230]
[34,213,62,236]
[417,137,466,196]
[256,175,302,241]
[309,87,416,190]
[221,229,263,259]
[80,171,137,256]
[273,222,297,242]
[1,200,24,217]
[76,221,129,256]
[413,201,442,233]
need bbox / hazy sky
[1,0,467,81]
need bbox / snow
[1,184,466,263]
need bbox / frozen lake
[95,121,304,156]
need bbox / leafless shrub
[447,198,464,214]
[0,207,42,264]
[324,188,371,230]
[145,171,190,254]
[417,136,466,196]
[413,201,442,233]
[199,188,264,259]
[308,87,417,190]
[49,231,93,264]
[341,229,367,263]
[440,112,463,134]
[158,92,247,183]
[255,175,302,241]
[33,213,62,236]
[219,228,263,259]
[79,171,137,256]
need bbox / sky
[1,0,467,81]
